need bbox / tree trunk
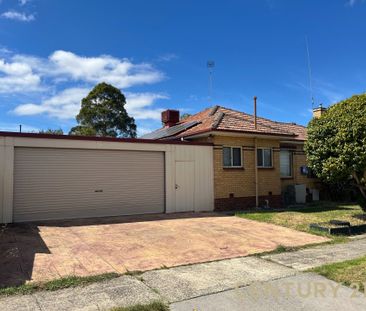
[353,172,366,212]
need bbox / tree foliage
[180,113,192,120]
[69,83,137,138]
[305,94,366,208]
[68,126,96,136]
[39,128,64,135]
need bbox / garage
[13,148,165,222]
[0,132,214,223]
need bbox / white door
[175,161,195,212]
[13,147,165,222]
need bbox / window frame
[222,146,243,168]
[257,148,273,168]
[280,149,293,178]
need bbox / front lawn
[311,256,366,292]
[236,201,364,241]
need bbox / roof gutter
[0,131,213,146]
[182,129,298,141]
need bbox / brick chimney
[161,110,180,127]
[312,104,326,118]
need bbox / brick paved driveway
[0,213,328,287]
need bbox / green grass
[255,244,298,256]
[110,301,169,311]
[0,272,119,297]
[237,201,363,242]
[311,256,366,291]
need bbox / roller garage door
[13,147,165,222]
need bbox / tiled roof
[141,105,307,141]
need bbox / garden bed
[310,219,366,235]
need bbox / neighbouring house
[142,104,323,210]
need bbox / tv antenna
[207,60,215,101]
[305,36,315,108]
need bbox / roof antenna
[305,36,315,108]
[207,60,215,102]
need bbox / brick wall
[192,134,318,210]
[212,136,283,209]
[215,195,283,211]
[280,145,319,192]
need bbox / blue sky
[0,0,366,135]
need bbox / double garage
[0,133,214,223]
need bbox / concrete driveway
[0,213,328,287]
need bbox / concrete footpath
[263,236,366,271]
[1,238,366,310]
[171,273,366,311]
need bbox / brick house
[142,105,321,210]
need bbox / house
[142,104,322,210]
[0,104,323,224]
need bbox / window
[280,150,292,177]
[257,148,272,168]
[223,147,242,167]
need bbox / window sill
[257,166,274,169]
[223,167,244,170]
[281,176,293,180]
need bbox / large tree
[305,94,366,209]
[69,83,137,138]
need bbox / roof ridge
[219,106,252,117]
[212,111,225,129]
[218,106,305,128]
[209,105,220,116]
[222,114,295,135]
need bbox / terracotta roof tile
[141,105,307,141]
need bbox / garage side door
[13,147,165,222]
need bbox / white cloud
[137,127,155,136]
[0,47,12,56]
[5,50,167,122]
[125,93,168,120]
[0,58,41,93]
[317,88,344,104]
[48,50,164,88]
[1,11,35,22]
[0,50,165,94]
[19,0,30,6]
[13,88,89,119]
[346,0,365,6]
[13,89,168,121]
[157,53,178,62]
[285,80,345,105]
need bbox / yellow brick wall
[212,136,281,199]
[190,134,319,200]
[257,139,281,196]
